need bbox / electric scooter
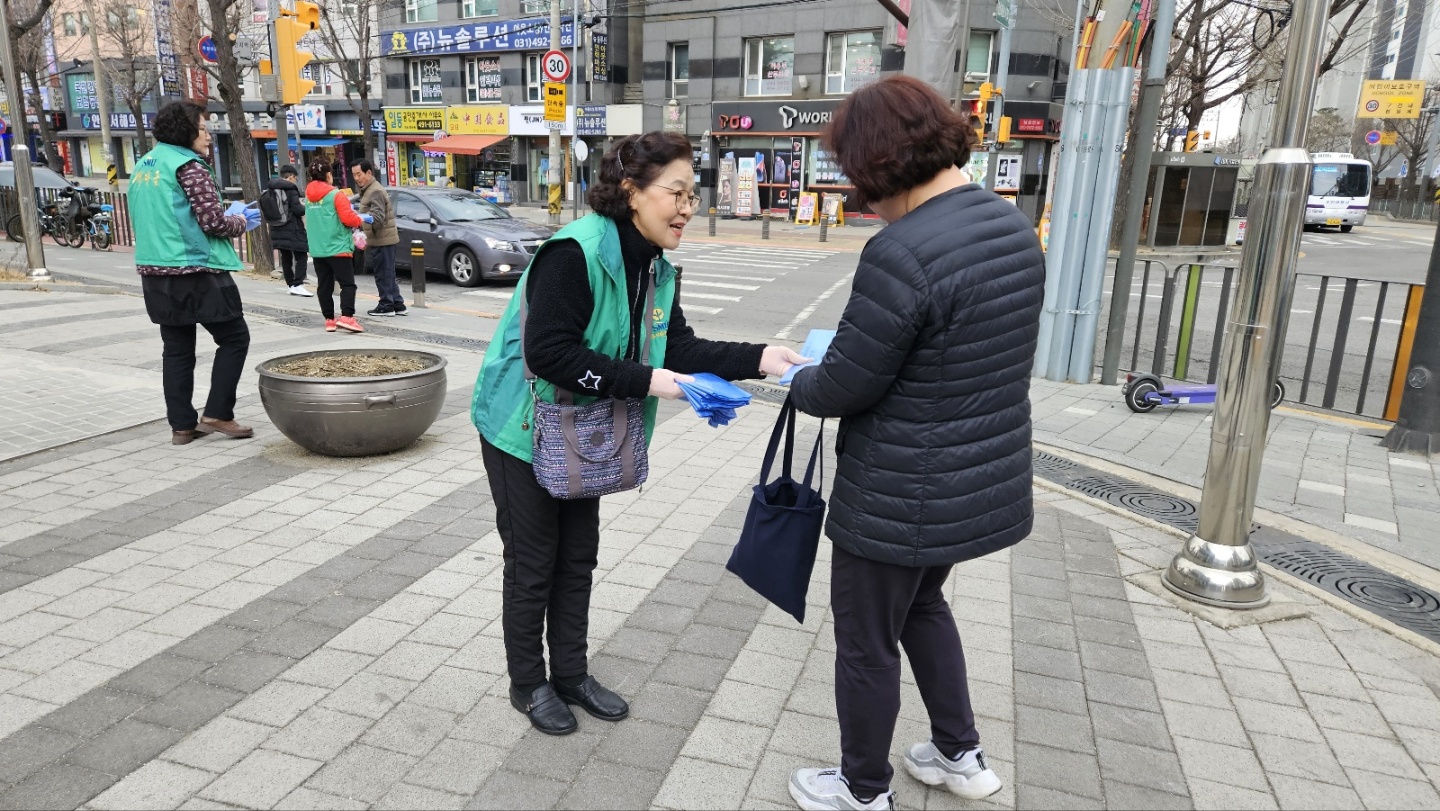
[1122,373,1285,414]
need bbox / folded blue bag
[677,373,753,427]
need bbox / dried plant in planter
[268,353,434,378]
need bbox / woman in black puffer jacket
[785,75,1046,811]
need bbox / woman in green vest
[472,132,806,735]
[131,100,262,446]
[304,157,371,333]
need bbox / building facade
[375,0,642,204]
[637,0,1073,221]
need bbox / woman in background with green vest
[471,132,806,736]
[304,157,372,333]
[131,100,262,446]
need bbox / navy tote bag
[727,396,825,623]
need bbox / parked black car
[389,188,556,286]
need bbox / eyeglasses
[654,184,702,212]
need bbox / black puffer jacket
[265,177,308,252]
[789,185,1045,567]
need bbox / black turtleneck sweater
[523,216,767,399]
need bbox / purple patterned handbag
[520,266,656,500]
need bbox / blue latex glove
[243,208,263,232]
[223,200,248,218]
[359,213,375,224]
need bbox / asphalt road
[15,211,1430,419]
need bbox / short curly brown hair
[821,75,973,206]
[587,132,693,219]
[307,157,332,183]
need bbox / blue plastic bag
[677,373,753,427]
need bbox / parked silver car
[389,188,556,286]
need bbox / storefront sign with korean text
[381,18,575,56]
[386,107,446,133]
[446,105,508,135]
[591,32,608,82]
[67,75,99,112]
[509,105,573,136]
[575,105,607,137]
[472,56,502,101]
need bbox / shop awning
[387,134,432,143]
[264,137,347,149]
[415,134,507,155]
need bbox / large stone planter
[257,349,447,457]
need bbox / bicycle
[4,198,82,247]
[85,203,114,251]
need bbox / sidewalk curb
[1036,441,1440,659]
[0,281,128,295]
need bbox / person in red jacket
[304,157,372,333]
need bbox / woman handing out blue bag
[470,132,806,737]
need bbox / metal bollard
[410,240,426,308]
[708,207,717,237]
[819,214,829,243]
[761,210,770,240]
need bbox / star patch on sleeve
[579,371,602,390]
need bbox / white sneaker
[789,767,894,811]
[903,742,1002,800]
[289,285,313,297]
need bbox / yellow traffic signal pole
[268,0,287,175]
[267,2,319,176]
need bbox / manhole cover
[1031,449,1440,644]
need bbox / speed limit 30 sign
[542,50,571,83]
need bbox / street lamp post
[0,4,50,281]
[1162,0,1329,608]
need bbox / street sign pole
[1163,0,1330,608]
[85,0,116,186]
[270,0,289,179]
[0,0,50,281]
[547,1,562,225]
[572,0,581,223]
[984,0,1016,192]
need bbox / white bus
[1305,153,1372,232]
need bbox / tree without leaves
[313,0,391,158]
[93,0,157,155]
[194,0,273,273]
[1307,107,1355,153]
[3,0,63,171]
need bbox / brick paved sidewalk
[0,357,1438,809]
[1030,379,1440,576]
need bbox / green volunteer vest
[471,214,678,463]
[305,188,354,257]
[129,143,243,271]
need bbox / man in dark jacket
[786,76,1045,811]
[351,159,404,315]
[264,165,311,296]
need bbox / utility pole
[571,0,580,223]
[84,0,115,182]
[1162,0,1329,608]
[983,0,1015,191]
[269,0,288,178]
[1100,0,1176,384]
[0,2,50,281]
[1383,215,1440,456]
[547,0,561,225]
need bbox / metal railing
[1371,197,1440,223]
[0,186,259,266]
[1102,259,1420,419]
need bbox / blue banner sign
[381,18,575,56]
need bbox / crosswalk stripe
[462,289,516,300]
[674,257,802,270]
[681,272,777,282]
[682,292,743,302]
[683,304,724,315]
[684,280,761,291]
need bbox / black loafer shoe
[552,675,629,721]
[509,683,578,736]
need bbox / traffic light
[1185,130,1199,152]
[998,116,1012,143]
[975,83,994,139]
[274,1,320,105]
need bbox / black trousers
[159,317,250,432]
[481,437,601,686]
[832,545,980,799]
[278,249,308,287]
[313,255,357,319]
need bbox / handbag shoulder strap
[801,419,825,495]
[519,260,659,403]
[759,397,796,484]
